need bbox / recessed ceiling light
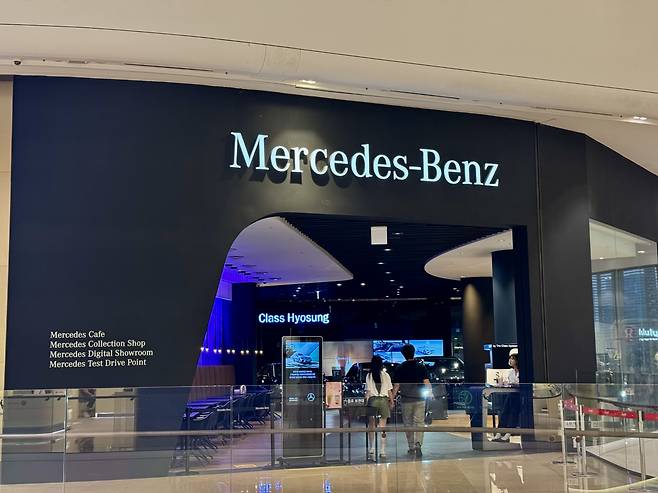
[377,262,385,265]
[638,250,646,254]
[389,279,395,282]
[300,79,316,84]
[360,282,366,286]
[385,295,389,298]
[384,248,392,252]
[399,286,404,289]
[385,271,391,275]
[337,283,342,286]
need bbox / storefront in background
[3,76,658,393]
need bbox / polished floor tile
[0,451,647,493]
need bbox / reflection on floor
[0,452,648,493]
[587,433,658,477]
[168,411,507,473]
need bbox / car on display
[290,352,313,366]
[419,356,465,409]
[415,346,434,356]
[420,356,465,384]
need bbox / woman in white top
[493,353,521,442]
[365,355,394,459]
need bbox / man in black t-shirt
[392,344,431,458]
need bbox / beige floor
[0,452,650,493]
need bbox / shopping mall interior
[1,2,658,492]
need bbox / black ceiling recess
[256,214,505,302]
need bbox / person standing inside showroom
[492,350,521,442]
[365,355,395,460]
[392,344,432,458]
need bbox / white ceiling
[425,230,513,280]
[1,1,657,173]
[221,216,352,288]
[590,220,658,273]
[424,221,658,280]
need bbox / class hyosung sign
[258,312,330,325]
[229,132,500,187]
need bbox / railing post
[630,410,658,492]
[638,410,647,483]
[574,397,584,477]
[579,404,588,476]
[571,397,594,479]
[184,405,190,475]
[559,399,568,465]
[270,396,275,469]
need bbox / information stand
[280,336,324,462]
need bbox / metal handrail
[564,385,658,411]
[0,426,656,440]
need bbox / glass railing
[0,383,656,492]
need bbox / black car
[419,356,465,410]
[420,356,465,384]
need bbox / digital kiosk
[281,336,324,462]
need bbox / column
[461,277,494,383]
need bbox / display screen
[412,339,444,358]
[373,339,444,363]
[284,341,320,370]
[283,338,322,384]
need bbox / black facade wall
[6,76,542,390]
[14,77,658,390]
[536,126,596,383]
[586,138,658,242]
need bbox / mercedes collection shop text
[48,330,155,369]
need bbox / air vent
[532,106,618,118]
[385,89,461,101]
[124,62,213,73]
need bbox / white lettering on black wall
[229,132,500,187]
